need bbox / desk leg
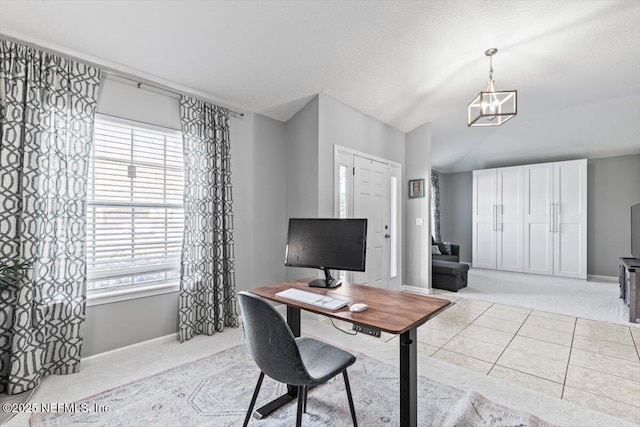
[287,305,301,337]
[285,306,301,397]
[400,327,417,427]
[253,306,301,419]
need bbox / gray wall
[230,113,257,293]
[84,292,179,356]
[437,155,640,276]
[440,171,473,263]
[97,76,182,130]
[232,113,289,291]
[588,154,640,276]
[285,96,319,220]
[285,94,408,282]
[84,80,288,356]
[284,96,320,281]
[317,94,405,218]
[251,114,288,288]
[404,123,432,290]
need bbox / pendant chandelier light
[467,48,517,127]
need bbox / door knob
[384,234,391,239]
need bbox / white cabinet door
[553,159,587,279]
[523,163,554,275]
[496,166,524,272]
[472,169,497,269]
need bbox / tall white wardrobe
[472,159,587,279]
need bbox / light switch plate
[416,218,423,226]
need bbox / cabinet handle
[500,204,503,232]
[492,205,495,231]
[556,203,560,233]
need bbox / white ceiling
[1,0,639,172]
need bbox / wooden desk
[250,279,452,427]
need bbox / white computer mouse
[349,303,369,312]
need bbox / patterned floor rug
[31,344,554,427]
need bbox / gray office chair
[238,291,357,427]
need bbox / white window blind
[87,115,184,292]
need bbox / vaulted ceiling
[1,0,638,172]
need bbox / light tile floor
[403,292,640,425]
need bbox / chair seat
[296,337,356,384]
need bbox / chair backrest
[238,291,311,386]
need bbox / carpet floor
[440,269,633,326]
[30,344,555,427]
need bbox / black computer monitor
[285,218,367,288]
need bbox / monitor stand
[308,268,342,288]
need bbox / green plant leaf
[0,262,32,289]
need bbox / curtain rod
[103,71,244,118]
[0,33,245,119]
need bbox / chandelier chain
[488,54,494,81]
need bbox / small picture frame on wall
[408,179,425,199]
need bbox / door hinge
[353,167,355,176]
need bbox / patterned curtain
[0,39,101,394]
[178,97,238,342]
[431,171,442,242]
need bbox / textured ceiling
[1,0,639,172]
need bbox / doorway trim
[333,145,403,289]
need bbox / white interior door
[472,169,497,269]
[553,159,587,278]
[353,156,389,288]
[523,163,554,275]
[496,166,524,272]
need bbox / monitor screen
[285,218,367,275]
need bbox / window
[87,116,184,293]
[336,154,353,283]
[338,164,349,219]
[390,175,398,278]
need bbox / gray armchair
[238,291,358,426]
[432,236,460,263]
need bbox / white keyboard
[275,288,349,311]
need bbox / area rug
[30,344,554,427]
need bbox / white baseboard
[587,274,618,283]
[402,285,433,295]
[83,332,178,362]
